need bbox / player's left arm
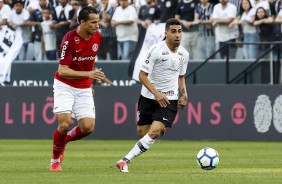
[178,75,188,110]
[178,50,189,110]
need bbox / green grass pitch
[0,140,282,184]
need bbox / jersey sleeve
[59,33,73,65]
[140,45,158,74]
[179,50,189,76]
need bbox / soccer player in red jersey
[50,6,105,172]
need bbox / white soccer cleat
[116,159,130,173]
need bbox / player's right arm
[58,65,105,80]
[57,33,105,80]
[139,45,169,107]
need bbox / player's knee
[58,121,71,134]
[148,129,162,139]
[81,123,95,135]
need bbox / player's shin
[65,126,85,143]
[52,130,67,162]
[124,133,156,161]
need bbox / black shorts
[137,95,178,128]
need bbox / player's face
[83,13,100,35]
[165,25,182,48]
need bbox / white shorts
[53,79,95,120]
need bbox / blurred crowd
[0,0,282,61]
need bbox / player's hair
[78,6,99,24]
[165,18,181,30]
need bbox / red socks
[52,126,85,159]
[65,126,85,143]
[52,130,66,159]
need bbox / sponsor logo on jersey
[162,51,169,55]
[92,44,98,52]
[162,90,174,96]
[178,52,183,56]
[72,56,95,61]
[74,37,80,44]
[60,41,69,60]
[145,60,149,64]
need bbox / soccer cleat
[50,162,62,172]
[116,159,130,173]
[60,144,66,164]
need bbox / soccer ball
[196,147,219,170]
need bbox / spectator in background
[4,0,13,8]
[210,0,219,5]
[275,0,281,16]
[229,0,242,15]
[0,0,11,29]
[134,0,146,12]
[50,0,74,56]
[254,7,280,56]
[175,0,199,60]
[268,0,277,16]
[24,0,48,61]
[194,0,215,59]
[230,0,259,59]
[26,0,40,11]
[41,7,57,60]
[211,0,239,59]
[97,0,117,60]
[251,0,270,13]
[137,0,160,30]
[275,6,282,57]
[275,4,282,31]
[96,0,117,8]
[157,0,178,23]
[8,0,31,61]
[111,0,138,60]
[69,0,80,29]
[69,0,89,30]
[49,0,58,9]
